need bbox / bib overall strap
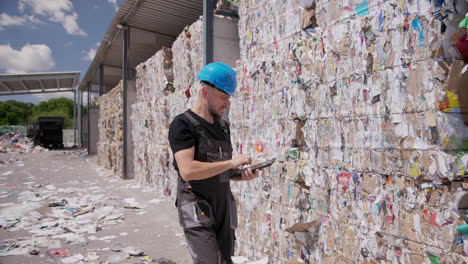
[183,111,200,126]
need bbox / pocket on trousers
[229,193,238,229]
[178,200,214,229]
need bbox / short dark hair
[200,81,230,95]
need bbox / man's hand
[230,154,252,168]
[240,167,260,181]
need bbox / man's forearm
[180,160,233,181]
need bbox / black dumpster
[30,117,65,149]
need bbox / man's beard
[208,105,220,121]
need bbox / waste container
[30,117,65,149]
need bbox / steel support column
[122,26,129,179]
[77,88,81,147]
[73,89,77,147]
[80,89,84,147]
[203,0,215,66]
[99,64,104,96]
[87,82,91,154]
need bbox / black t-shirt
[168,110,230,171]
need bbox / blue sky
[0,0,122,103]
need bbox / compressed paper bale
[227,0,468,262]
[132,47,177,195]
[97,82,123,177]
[129,19,204,197]
[90,0,468,262]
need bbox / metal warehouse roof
[0,72,80,95]
[79,0,203,92]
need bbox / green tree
[0,97,80,129]
[0,100,34,125]
[31,97,75,129]
[32,97,74,119]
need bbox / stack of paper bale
[132,47,175,195]
[230,0,468,263]
[97,82,123,177]
[119,0,468,262]
[170,19,204,112]
[131,20,204,197]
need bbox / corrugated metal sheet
[79,0,203,92]
[0,72,80,95]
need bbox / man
[168,62,259,264]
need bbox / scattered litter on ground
[0,177,138,260]
[62,148,88,157]
[232,256,270,264]
[0,126,27,136]
[110,243,125,252]
[85,252,99,261]
[151,257,177,264]
[60,253,85,263]
[28,247,40,255]
[47,248,71,258]
[122,246,144,256]
[0,130,46,153]
[123,198,145,209]
[232,256,250,263]
[97,235,117,242]
[147,198,164,204]
[107,252,129,263]
[0,149,188,262]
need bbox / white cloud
[107,0,119,12]
[81,48,96,61]
[18,0,87,36]
[0,43,55,74]
[0,13,43,29]
[81,42,100,61]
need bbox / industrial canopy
[79,0,203,93]
[0,72,80,96]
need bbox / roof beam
[0,89,75,96]
[106,0,144,48]
[128,25,176,39]
[0,72,80,94]
[0,72,79,82]
[103,64,122,75]
[121,0,144,25]
[0,81,12,91]
[19,80,29,91]
[39,79,45,92]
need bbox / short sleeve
[168,116,195,154]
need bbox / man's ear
[201,85,209,98]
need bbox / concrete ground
[0,150,192,264]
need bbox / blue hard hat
[197,62,237,96]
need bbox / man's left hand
[240,167,260,181]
